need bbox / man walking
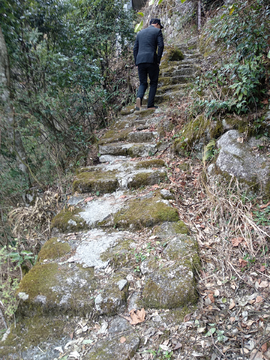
[133,18,164,110]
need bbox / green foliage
[146,347,173,359]
[1,0,135,193]
[202,139,216,163]
[192,0,270,117]
[0,240,38,323]
[253,205,270,226]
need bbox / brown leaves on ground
[122,308,146,325]
[231,237,245,247]
[239,258,248,268]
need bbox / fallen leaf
[160,344,170,351]
[173,342,182,350]
[262,343,268,353]
[245,320,254,328]
[256,296,263,303]
[239,259,248,268]
[259,281,268,288]
[197,327,206,333]
[223,346,231,353]
[231,237,244,247]
[120,337,126,343]
[183,313,191,322]
[229,300,236,310]
[129,308,146,325]
[84,197,94,202]
[208,293,215,303]
[259,265,266,272]
[250,349,264,360]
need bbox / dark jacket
[133,25,164,66]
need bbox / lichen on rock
[95,274,129,315]
[85,332,140,360]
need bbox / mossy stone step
[157,83,189,95]
[127,130,158,143]
[161,66,197,78]
[155,90,186,104]
[159,76,193,86]
[98,141,158,158]
[72,163,167,195]
[100,191,179,230]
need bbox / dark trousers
[137,63,159,108]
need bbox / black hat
[150,18,164,29]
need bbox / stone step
[159,75,194,86]
[175,38,199,53]
[155,90,187,104]
[99,129,158,146]
[15,188,197,321]
[157,83,189,95]
[99,141,158,158]
[72,158,167,195]
[161,66,198,78]
[128,131,159,143]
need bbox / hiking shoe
[135,98,141,111]
[147,105,158,109]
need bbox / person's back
[133,18,164,110]
[134,26,161,65]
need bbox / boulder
[209,130,270,196]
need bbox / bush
[191,0,270,117]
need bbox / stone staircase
[0,39,202,360]
[156,40,202,104]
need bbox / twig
[0,302,7,330]
[227,261,245,281]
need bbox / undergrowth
[190,0,270,118]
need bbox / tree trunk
[0,27,30,183]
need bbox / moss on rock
[98,127,133,145]
[73,170,118,194]
[17,263,58,301]
[135,108,155,117]
[127,171,167,189]
[85,333,140,360]
[112,193,179,229]
[51,208,87,233]
[142,262,197,309]
[172,221,190,235]
[161,46,184,70]
[95,274,129,315]
[135,159,165,169]
[38,237,71,262]
[100,239,134,269]
[120,105,135,116]
[1,316,68,354]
